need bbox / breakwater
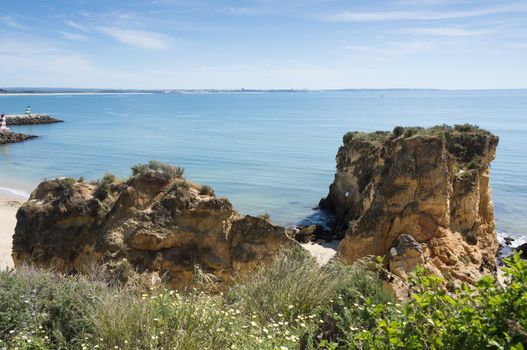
[6,114,63,125]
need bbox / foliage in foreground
[0,248,388,350]
[0,250,526,350]
[348,253,527,350]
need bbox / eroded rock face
[12,164,293,286]
[321,125,499,285]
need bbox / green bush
[229,248,335,323]
[93,173,118,200]
[131,160,184,180]
[199,184,215,196]
[322,260,394,344]
[346,253,527,350]
[392,126,405,138]
[257,212,271,222]
[454,123,481,133]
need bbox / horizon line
[2,87,527,92]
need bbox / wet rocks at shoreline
[0,131,37,144]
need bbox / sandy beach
[300,240,338,265]
[0,196,25,269]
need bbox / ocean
[1,90,526,243]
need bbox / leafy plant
[347,253,527,350]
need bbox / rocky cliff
[320,125,499,285]
[12,162,293,286]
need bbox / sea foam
[0,187,30,199]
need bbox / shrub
[229,248,335,323]
[55,178,77,197]
[347,253,527,350]
[321,260,394,344]
[94,173,118,200]
[257,212,271,221]
[402,127,423,138]
[454,123,480,133]
[131,160,184,180]
[392,126,405,137]
[199,184,215,196]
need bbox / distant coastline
[1,87,526,95]
[0,88,311,95]
[0,92,154,96]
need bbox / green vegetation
[343,125,497,177]
[349,254,527,350]
[131,160,184,180]
[257,212,271,221]
[54,178,78,196]
[199,184,215,196]
[343,124,492,147]
[1,250,525,349]
[93,173,119,201]
[342,131,391,144]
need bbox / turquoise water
[1,90,526,240]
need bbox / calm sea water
[1,90,526,241]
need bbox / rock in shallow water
[0,131,37,144]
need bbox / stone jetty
[6,114,63,126]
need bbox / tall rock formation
[12,162,293,286]
[320,125,499,284]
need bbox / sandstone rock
[388,234,425,279]
[12,162,294,286]
[321,125,499,285]
[0,131,37,144]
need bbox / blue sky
[1,0,526,89]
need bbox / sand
[0,197,23,269]
[300,240,339,265]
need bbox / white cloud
[343,41,435,61]
[405,27,493,37]
[60,31,89,41]
[97,27,173,50]
[323,3,527,22]
[64,20,89,32]
[0,37,137,88]
[0,16,28,30]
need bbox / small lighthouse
[0,113,9,133]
